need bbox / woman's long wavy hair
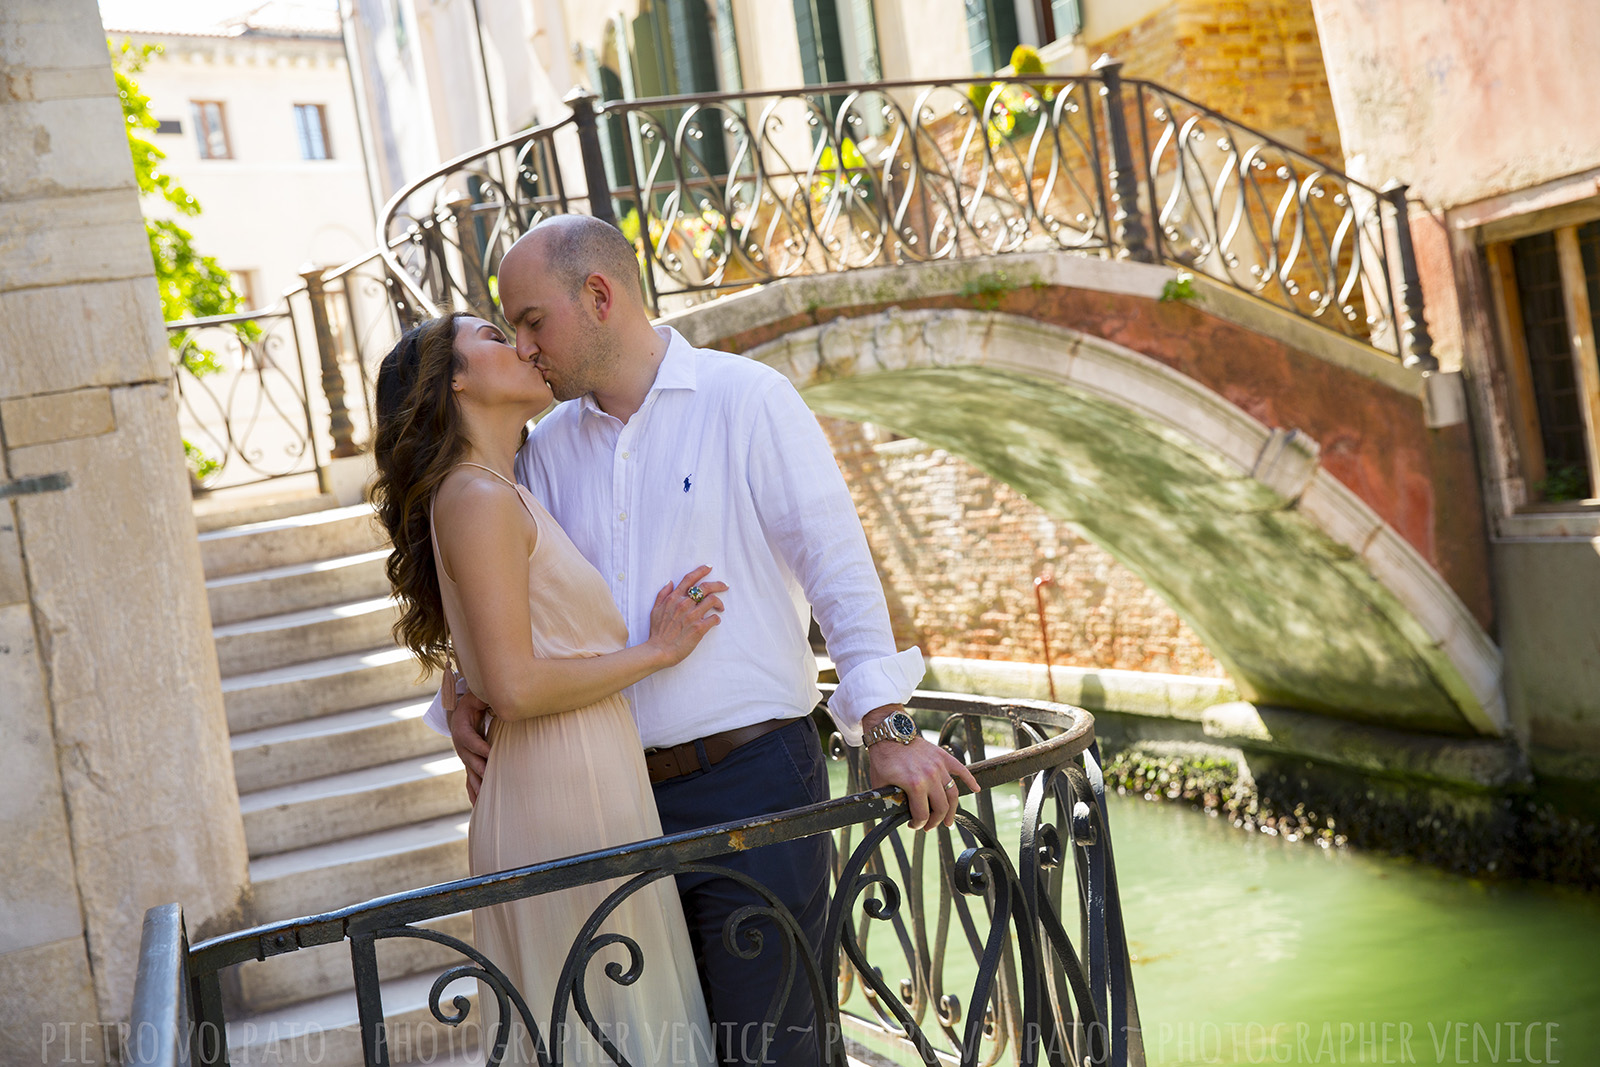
[370,312,469,674]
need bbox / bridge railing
[374,62,1435,371]
[127,693,1145,1067]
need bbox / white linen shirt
[422,325,923,748]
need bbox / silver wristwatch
[863,710,917,748]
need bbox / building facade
[1310,0,1600,775]
[104,1,376,309]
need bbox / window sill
[1515,498,1600,513]
[1497,503,1600,541]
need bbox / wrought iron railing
[299,249,414,453]
[170,247,415,496]
[375,62,1435,369]
[169,305,322,493]
[129,692,1144,1067]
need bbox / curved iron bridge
[375,65,1433,371]
[130,692,1146,1067]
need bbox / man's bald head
[502,214,643,306]
[495,215,657,403]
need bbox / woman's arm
[434,477,724,721]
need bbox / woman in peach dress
[371,312,719,1065]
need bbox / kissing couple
[370,215,979,1066]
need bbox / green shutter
[794,0,847,85]
[991,0,1020,67]
[661,0,726,176]
[966,0,1020,72]
[714,0,743,93]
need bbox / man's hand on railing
[861,704,982,831]
[448,689,494,804]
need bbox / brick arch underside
[744,310,1503,737]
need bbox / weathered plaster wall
[0,1,249,1058]
[1310,1,1600,772]
[1495,540,1600,760]
[1309,0,1600,209]
[820,419,1226,675]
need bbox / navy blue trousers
[651,717,832,1066]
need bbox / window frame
[190,100,232,160]
[293,102,333,161]
[229,269,258,312]
[1485,221,1600,507]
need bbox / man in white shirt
[425,215,979,1065]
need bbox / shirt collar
[578,326,697,418]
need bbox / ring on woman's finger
[687,585,706,604]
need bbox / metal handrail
[168,298,323,493]
[369,67,1433,369]
[131,691,1146,1067]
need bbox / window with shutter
[966,0,1020,73]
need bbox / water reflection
[828,761,1600,1065]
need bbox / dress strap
[455,461,519,490]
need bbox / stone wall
[820,417,1225,675]
[1096,0,1342,162]
[0,1,250,1060]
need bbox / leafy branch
[112,38,262,481]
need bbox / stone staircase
[197,494,483,1065]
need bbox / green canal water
[826,763,1600,1066]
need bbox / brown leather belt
[644,717,796,784]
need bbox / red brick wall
[821,417,1227,676]
[1097,0,1343,161]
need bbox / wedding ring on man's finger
[944,779,957,791]
[687,585,706,605]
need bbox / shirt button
[618,511,627,521]
[617,572,625,581]
[621,451,630,459]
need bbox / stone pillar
[0,1,250,1061]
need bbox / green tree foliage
[112,39,251,480]
[110,38,255,365]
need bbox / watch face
[890,711,917,740]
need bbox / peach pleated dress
[431,464,713,1066]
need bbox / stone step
[231,699,447,794]
[223,647,437,734]
[226,965,482,1067]
[242,752,470,858]
[248,812,470,927]
[233,910,476,1017]
[194,490,339,535]
[200,503,385,580]
[208,549,391,626]
[214,596,402,678]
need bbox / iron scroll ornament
[158,693,1142,1067]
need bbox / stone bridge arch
[665,259,1503,737]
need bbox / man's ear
[586,272,615,320]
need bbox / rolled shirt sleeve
[745,375,925,745]
[421,674,468,736]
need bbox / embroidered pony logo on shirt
[683,475,693,493]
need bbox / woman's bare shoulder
[432,469,536,559]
